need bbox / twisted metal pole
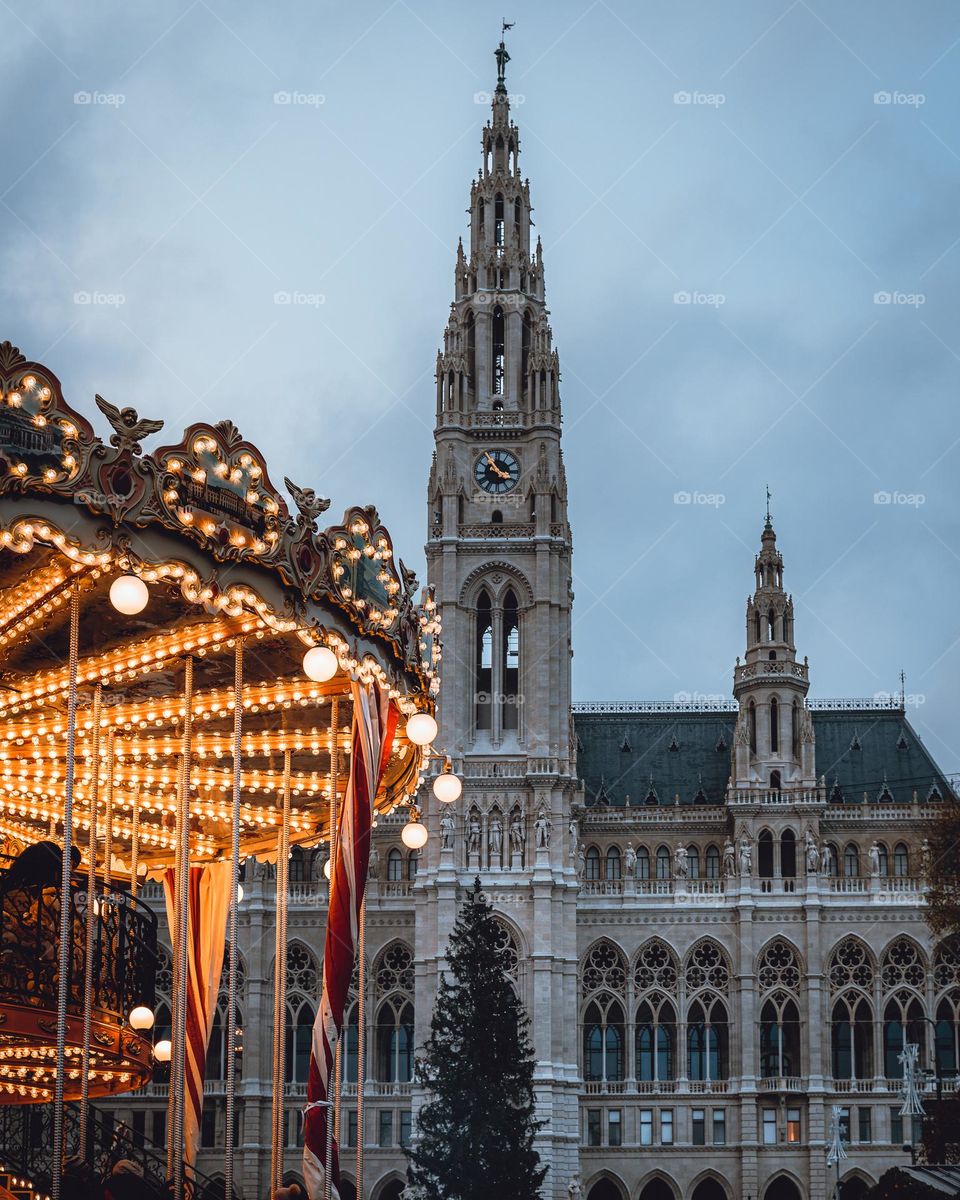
[224,641,244,1200]
[270,748,292,1197]
[51,586,80,1199]
[324,698,340,1200]
[78,683,103,1157]
[355,898,366,1200]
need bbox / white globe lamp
[129,1006,155,1031]
[153,1039,172,1063]
[109,575,149,615]
[432,759,462,804]
[405,712,438,747]
[303,645,338,682]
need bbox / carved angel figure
[285,476,330,526]
[95,394,163,455]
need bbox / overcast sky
[3,1,960,771]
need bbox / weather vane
[765,484,772,526]
[496,20,515,85]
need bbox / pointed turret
[732,505,816,792]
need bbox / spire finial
[765,484,772,529]
[496,20,515,86]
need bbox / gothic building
[111,44,957,1200]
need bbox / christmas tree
[406,879,546,1200]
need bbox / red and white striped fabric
[162,860,232,1175]
[304,681,398,1200]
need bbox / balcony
[734,659,809,688]
[758,1076,805,1092]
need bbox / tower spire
[765,483,772,529]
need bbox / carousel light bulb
[432,760,462,804]
[109,575,149,615]
[402,815,428,850]
[302,645,338,683]
[405,713,438,747]
[153,1039,172,1063]
[323,857,332,880]
[237,883,244,903]
[129,1006,155,1031]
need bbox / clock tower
[415,34,580,1199]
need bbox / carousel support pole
[224,641,244,1200]
[356,897,366,1200]
[130,784,140,901]
[103,728,115,890]
[270,748,292,1198]
[169,656,194,1199]
[51,586,81,1200]
[79,683,103,1158]
[325,698,340,1200]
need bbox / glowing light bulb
[153,1039,172,1063]
[109,575,149,615]
[129,1006,155,1031]
[237,883,244,903]
[302,645,338,682]
[323,857,332,880]
[402,817,428,850]
[432,762,462,804]
[405,713,438,747]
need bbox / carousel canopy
[0,340,441,875]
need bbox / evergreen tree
[406,879,546,1200]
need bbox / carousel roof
[0,341,440,874]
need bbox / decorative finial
[900,668,906,707]
[764,484,772,529]
[496,20,515,86]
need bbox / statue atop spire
[765,483,772,529]
[496,20,515,86]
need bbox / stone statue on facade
[535,806,550,849]
[368,844,380,881]
[722,837,736,878]
[922,838,932,877]
[674,843,689,880]
[576,843,586,878]
[440,810,455,851]
[820,842,836,876]
[624,842,637,878]
[467,815,481,856]
[567,1176,582,1200]
[510,812,525,853]
[738,834,752,878]
[568,816,579,857]
[868,840,881,877]
[804,829,819,874]
[489,815,503,858]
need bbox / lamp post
[826,1103,848,1200]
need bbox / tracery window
[757,937,802,1080]
[635,941,679,1082]
[285,942,320,1082]
[206,950,246,1080]
[582,941,627,1082]
[492,920,521,987]
[935,940,960,1077]
[374,943,415,1084]
[828,939,874,1080]
[685,941,730,1081]
[881,939,927,1077]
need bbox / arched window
[760,994,800,1078]
[585,846,601,881]
[755,611,762,644]
[636,846,650,880]
[705,845,720,879]
[781,829,796,878]
[477,196,485,238]
[492,305,505,395]
[491,509,503,524]
[606,846,622,881]
[935,941,960,1078]
[342,999,360,1087]
[876,842,889,876]
[843,844,860,878]
[376,999,415,1082]
[494,193,504,255]
[465,310,475,388]
[406,851,419,881]
[823,842,838,876]
[893,843,909,877]
[831,996,873,1079]
[289,846,306,883]
[884,992,925,1077]
[758,830,774,879]
[770,770,782,792]
[770,696,779,753]
[748,701,757,754]
[687,997,729,1081]
[521,309,532,389]
[502,589,520,732]
[583,995,625,1081]
[656,845,671,881]
[386,848,403,882]
[285,942,320,1083]
[475,589,492,731]
[687,845,700,879]
[636,995,676,1081]
[206,952,246,1080]
[791,700,800,756]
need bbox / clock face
[474,449,521,494]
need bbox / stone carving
[489,815,503,859]
[868,840,881,878]
[804,829,819,874]
[368,844,380,881]
[674,843,689,880]
[568,816,579,857]
[567,1177,582,1200]
[467,815,481,856]
[738,834,752,878]
[722,837,736,878]
[510,812,525,853]
[534,806,550,849]
[922,838,932,877]
[440,810,455,851]
[624,842,637,878]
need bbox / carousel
[0,342,453,1200]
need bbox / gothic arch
[583,1171,627,1200]
[756,936,804,984]
[373,940,415,999]
[762,1170,805,1200]
[634,937,680,994]
[827,935,876,992]
[458,560,534,608]
[370,1173,406,1200]
[880,934,927,991]
[838,1170,875,1196]
[684,937,731,995]
[689,1171,733,1200]
[581,938,628,998]
[636,1170,681,1200]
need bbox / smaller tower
[732,504,815,792]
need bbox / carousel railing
[0,1101,226,1199]
[0,861,158,1037]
